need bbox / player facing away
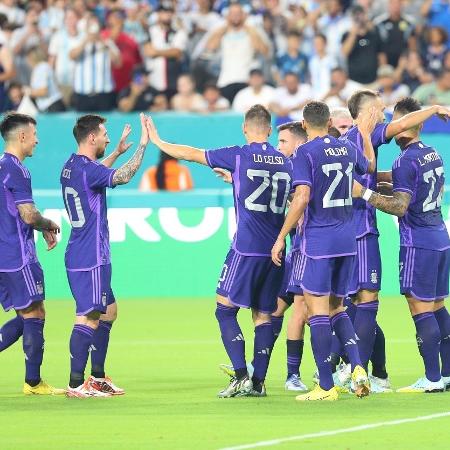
[217,122,309,391]
[0,113,64,395]
[341,91,450,390]
[146,105,293,397]
[353,97,450,393]
[61,113,151,398]
[272,101,377,401]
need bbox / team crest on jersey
[101,293,107,307]
[370,270,378,284]
[36,282,44,295]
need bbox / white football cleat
[66,380,112,398]
[396,377,445,393]
[285,374,308,391]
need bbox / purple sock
[252,322,274,384]
[434,307,450,377]
[331,311,362,371]
[287,339,304,377]
[271,315,284,343]
[344,297,357,322]
[0,315,24,352]
[91,320,112,378]
[354,300,379,369]
[69,324,95,388]
[23,318,45,384]
[310,315,333,391]
[215,304,246,376]
[413,312,441,382]
[370,323,388,378]
[330,332,343,371]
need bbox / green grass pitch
[0,298,449,449]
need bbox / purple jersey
[60,154,116,271]
[293,135,368,258]
[0,153,38,271]
[343,122,390,238]
[392,141,450,251]
[205,142,293,256]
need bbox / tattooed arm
[17,203,60,232]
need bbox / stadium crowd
[0,0,449,115]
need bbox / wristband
[362,188,373,201]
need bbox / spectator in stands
[143,2,187,99]
[341,5,386,86]
[309,33,337,99]
[139,152,193,192]
[322,67,361,108]
[376,64,410,112]
[270,71,313,119]
[117,65,168,113]
[274,30,308,85]
[123,1,149,45]
[0,32,15,112]
[413,68,450,105]
[0,0,24,27]
[374,0,415,68]
[232,68,275,113]
[330,107,353,136]
[393,49,434,93]
[4,81,22,110]
[171,73,205,112]
[185,0,221,43]
[103,9,142,93]
[421,0,450,45]
[422,26,449,77]
[25,46,65,113]
[69,14,120,112]
[48,7,80,107]
[201,82,230,112]
[205,2,269,102]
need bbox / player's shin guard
[434,307,450,377]
[310,315,333,391]
[413,312,441,382]
[371,323,388,379]
[252,322,274,386]
[69,324,95,388]
[215,303,247,378]
[287,339,304,377]
[271,315,284,344]
[22,318,44,385]
[91,320,112,378]
[354,300,379,369]
[331,311,362,371]
[0,315,24,352]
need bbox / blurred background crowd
[0,0,448,117]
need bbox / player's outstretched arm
[385,105,450,140]
[272,185,309,266]
[102,124,133,168]
[112,114,149,186]
[353,181,411,217]
[17,203,60,233]
[146,116,208,166]
[356,107,377,173]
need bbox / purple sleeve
[351,142,369,175]
[292,150,312,187]
[372,122,391,147]
[6,167,34,204]
[392,156,416,195]
[205,145,239,172]
[85,161,116,189]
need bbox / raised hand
[139,112,150,146]
[357,107,378,136]
[116,124,133,155]
[145,116,161,145]
[434,105,450,122]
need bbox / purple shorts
[348,234,382,294]
[400,247,449,302]
[0,263,45,312]
[67,264,116,316]
[216,248,284,314]
[292,253,355,297]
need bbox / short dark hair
[0,112,36,141]
[393,97,421,116]
[328,126,341,138]
[347,90,379,119]
[73,114,106,144]
[277,121,307,140]
[303,101,330,128]
[244,104,271,131]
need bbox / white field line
[219,411,450,450]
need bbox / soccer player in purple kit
[340,90,450,392]
[353,97,450,393]
[272,101,377,401]
[0,112,64,395]
[145,105,293,397]
[62,113,151,398]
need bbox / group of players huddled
[0,91,449,400]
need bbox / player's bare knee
[18,301,45,319]
[329,295,344,315]
[272,298,288,317]
[252,309,271,326]
[357,289,379,303]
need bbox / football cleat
[246,383,267,397]
[217,376,253,398]
[351,365,370,398]
[66,380,112,398]
[369,374,391,390]
[335,362,352,385]
[23,380,65,396]
[296,385,338,402]
[396,377,445,393]
[219,363,254,379]
[442,375,450,391]
[285,374,308,391]
[89,376,125,396]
